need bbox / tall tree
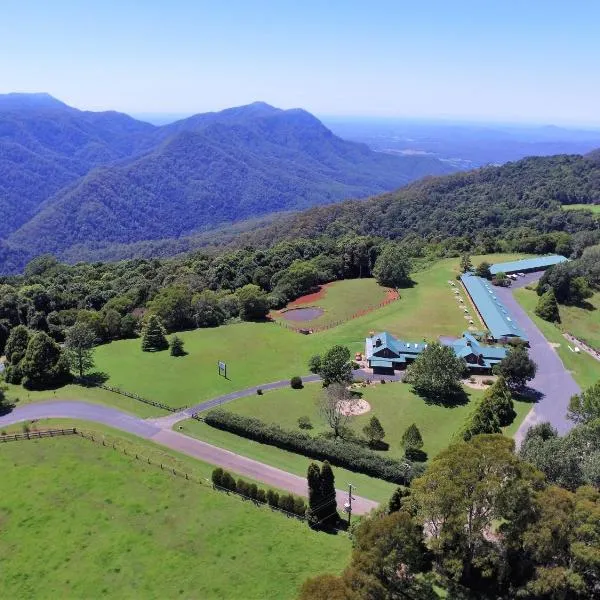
[535,288,561,322]
[20,331,71,389]
[405,342,468,402]
[141,314,169,352]
[318,345,353,386]
[306,461,338,529]
[460,253,473,273]
[64,322,96,378]
[494,346,537,389]
[409,434,539,584]
[236,284,270,321]
[568,380,600,424]
[4,325,30,365]
[372,243,412,288]
[318,383,358,439]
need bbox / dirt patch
[280,307,325,322]
[338,398,371,416]
[385,288,400,301]
[462,375,497,390]
[288,283,333,306]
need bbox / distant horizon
[2,2,600,129]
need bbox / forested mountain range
[0,94,456,273]
[38,151,599,265]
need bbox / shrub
[204,409,420,484]
[248,483,258,500]
[256,489,267,503]
[237,479,249,496]
[267,489,280,507]
[308,354,322,374]
[211,467,224,487]
[483,379,494,386]
[298,416,313,430]
[290,376,303,389]
[380,379,386,384]
[256,388,263,395]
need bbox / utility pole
[344,483,355,527]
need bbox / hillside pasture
[0,434,349,599]
[9,254,526,416]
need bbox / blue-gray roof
[489,255,567,275]
[460,274,528,341]
[365,331,507,369]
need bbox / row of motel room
[365,254,567,375]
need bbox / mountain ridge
[0,94,457,272]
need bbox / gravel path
[494,274,580,443]
[0,399,378,514]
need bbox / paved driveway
[0,400,378,514]
[494,275,580,442]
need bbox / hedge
[205,410,423,484]
[211,468,306,517]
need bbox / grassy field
[562,203,600,214]
[5,253,526,417]
[514,287,600,389]
[179,378,531,502]
[557,290,600,351]
[0,434,349,599]
[272,278,392,330]
[88,254,524,410]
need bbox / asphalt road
[494,274,580,442]
[0,400,378,515]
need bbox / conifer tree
[363,415,386,447]
[141,314,169,352]
[402,423,424,458]
[170,335,185,356]
[535,288,561,323]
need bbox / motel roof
[489,255,567,275]
[460,274,528,341]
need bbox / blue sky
[1,0,599,124]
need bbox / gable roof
[460,274,528,341]
[489,255,567,275]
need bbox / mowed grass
[273,278,391,329]
[179,378,531,502]
[91,253,525,411]
[0,435,350,599]
[514,287,600,389]
[557,290,600,351]
[562,203,600,214]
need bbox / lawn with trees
[3,254,529,416]
[180,379,531,465]
[514,287,599,389]
[0,435,349,599]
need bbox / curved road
[0,399,378,515]
[494,274,581,442]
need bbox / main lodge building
[365,331,507,375]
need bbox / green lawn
[8,253,528,416]
[272,278,391,330]
[0,434,349,599]
[557,290,600,351]
[514,287,600,389]
[179,378,531,502]
[90,254,525,410]
[562,203,600,214]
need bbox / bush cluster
[211,468,306,517]
[205,410,422,484]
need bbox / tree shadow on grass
[414,386,470,408]
[0,401,16,416]
[77,372,110,387]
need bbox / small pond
[281,307,324,322]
